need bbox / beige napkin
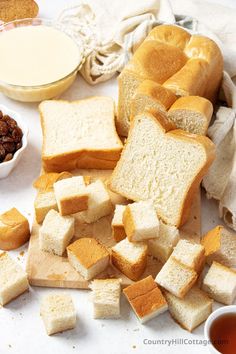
[57,0,236,231]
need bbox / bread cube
[79,180,113,223]
[148,221,179,263]
[40,293,76,335]
[123,200,159,242]
[202,261,236,305]
[171,239,205,272]
[90,279,121,318]
[54,176,88,216]
[0,208,30,250]
[111,238,148,281]
[39,209,74,256]
[34,191,58,224]
[164,287,213,332]
[0,252,29,306]
[111,205,126,242]
[123,275,168,323]
[67,238,110,280]
[155,257,197,298]
[201,225,236,267]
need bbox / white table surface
[0,1,235,353]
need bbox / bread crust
[39,96,123,172]
[145,25,191,50]
[112,225,126,243]
[0,208,30,250]
[122,206,136,242]
[59,195,88,216]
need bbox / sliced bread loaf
[40,96,123,171]
[110,112,215,227]
[168,96,213,135]
[117,39,187,136]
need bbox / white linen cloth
[57,0,236,231]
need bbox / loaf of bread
[0,208,30,250]
[110,112,215,227]
[40,97,123,172]
[117,24,223,136]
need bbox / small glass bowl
[0,18,84,102]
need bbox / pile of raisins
[0,111,23,163]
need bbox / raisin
[0,136,14,143]
[0,144,6,160]
[3,153,13,162]
[3,142,15,153]
[16,141,22,150]
[12,127,23,142]
[0,121,8,136]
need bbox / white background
[0,1,235,354]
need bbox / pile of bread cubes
[0,24,236,337]
[0,173,236,335]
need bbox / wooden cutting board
[26,169,201,289]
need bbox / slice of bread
[201,225,236,267]
[54,176,88,216]
[111,205,126,242]
[111,237,148,281]
[171,239,205,273]
[202,261,236,305]
[130,80,176,121]
[123,275,168,323]
[168,96,213,135]
[40,293,76,335]
[39,97,123,172]
[39,209,74,256]
[67,238,110,280]
[110,112,215,227]
[155,257,198,298]
[89,279,121,319]
[79,180,113,223]
[0,252,29,306]
[0,208,30,250]
[164,286,213,332]
[148,221,180,263]
[34,191,58,224]
[123,200,159,242]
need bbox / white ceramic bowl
[204,305,236,353]
[0,104,28,179]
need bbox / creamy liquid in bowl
[0,25,80,86]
